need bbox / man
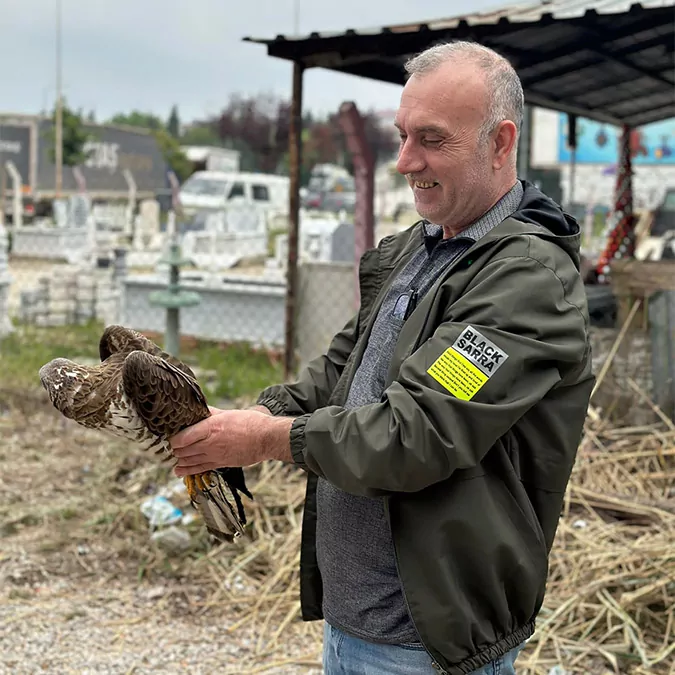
[170,41,594,675]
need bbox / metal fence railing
[649,290,675,421]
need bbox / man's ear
[491,120,518,170]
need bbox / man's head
[394,41,523,235]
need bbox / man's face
[394,62,496,232]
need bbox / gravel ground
[0,397,323,675]
[0,576,322,675]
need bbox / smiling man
[170,41,594,675]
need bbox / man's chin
[414,202,439,222]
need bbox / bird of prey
[38,324,252,542]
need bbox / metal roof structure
[244,0,675,128]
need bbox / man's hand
[169,407,295,477]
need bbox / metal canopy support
[337,101,375,307]
[284,61,304,380]
[567,113,578,208]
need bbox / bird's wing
[121,350,252,541]
[99,325,197,379]
[120,350,208,436]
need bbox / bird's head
[38,358,91,414]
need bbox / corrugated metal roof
[243,0,675,127]
[244,0,671,43]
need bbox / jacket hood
[510,180,581,260]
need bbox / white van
[178,170,289,217]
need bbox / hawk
[38,324,253,543]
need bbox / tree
[214,93,291,174]
[167,105,180,138]
[108,111,164,130]
[153,129,193,182]
[180,123,222,147]
[45,99,94,167]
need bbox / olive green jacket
[257,182,594,674]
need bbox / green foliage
[45,99,95,167]
[193,342,284,402]
[0,320,283,404]
[109,111,164,131]
[153,128,193,182]
[167,105,180,138]
[180,124,223,147]
[0,320,103,391]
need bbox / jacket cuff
[255,393,287,416]
[289,414,312,470]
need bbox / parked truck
[0,113,170,224]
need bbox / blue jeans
[323,622,525,675]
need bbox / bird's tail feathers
[191,473,249,542]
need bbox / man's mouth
[412,181,439,189]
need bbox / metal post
[148,211,200,358]
[55,0,63,197]
[165,256,180,357]
[567,114,577,208]
[517,104,532,182]
[284,61,304,380]
[337,101,375,307]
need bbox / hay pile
[519,403,675,675]
[186,397,675,674]
[1,378,673,673]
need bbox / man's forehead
[393,114,448,135]
[395,69,486,131]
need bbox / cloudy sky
[2,0,501,124]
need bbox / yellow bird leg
[194,473,204,492]
[184,475,197,503]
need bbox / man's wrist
[262,415,295,463]
[249,404,273,415]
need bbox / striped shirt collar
[421,181,524,254]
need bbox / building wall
[529,108,675,209]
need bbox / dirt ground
[1,332,672,675]
[0,392,323,675]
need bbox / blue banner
[557,114,675,165]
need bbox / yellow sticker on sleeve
[426,326,508,401]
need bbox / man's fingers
[174,463,214,477]
[170,419,212,448]
[174,453,210,467]
[172,445,209,459]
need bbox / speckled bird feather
[39,325,252,542]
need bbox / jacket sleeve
[256,312,359,417]
[288,254,590,496]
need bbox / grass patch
[0,320,284,402]
[0,320,103,391]
[193,341,283,401]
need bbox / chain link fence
[0,198,422,407]
[2,192,673,427]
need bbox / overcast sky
[1,0,502,124]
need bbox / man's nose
[396,140,425,176]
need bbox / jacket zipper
[383,499,449,674]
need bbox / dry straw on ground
[1,313,673,673]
